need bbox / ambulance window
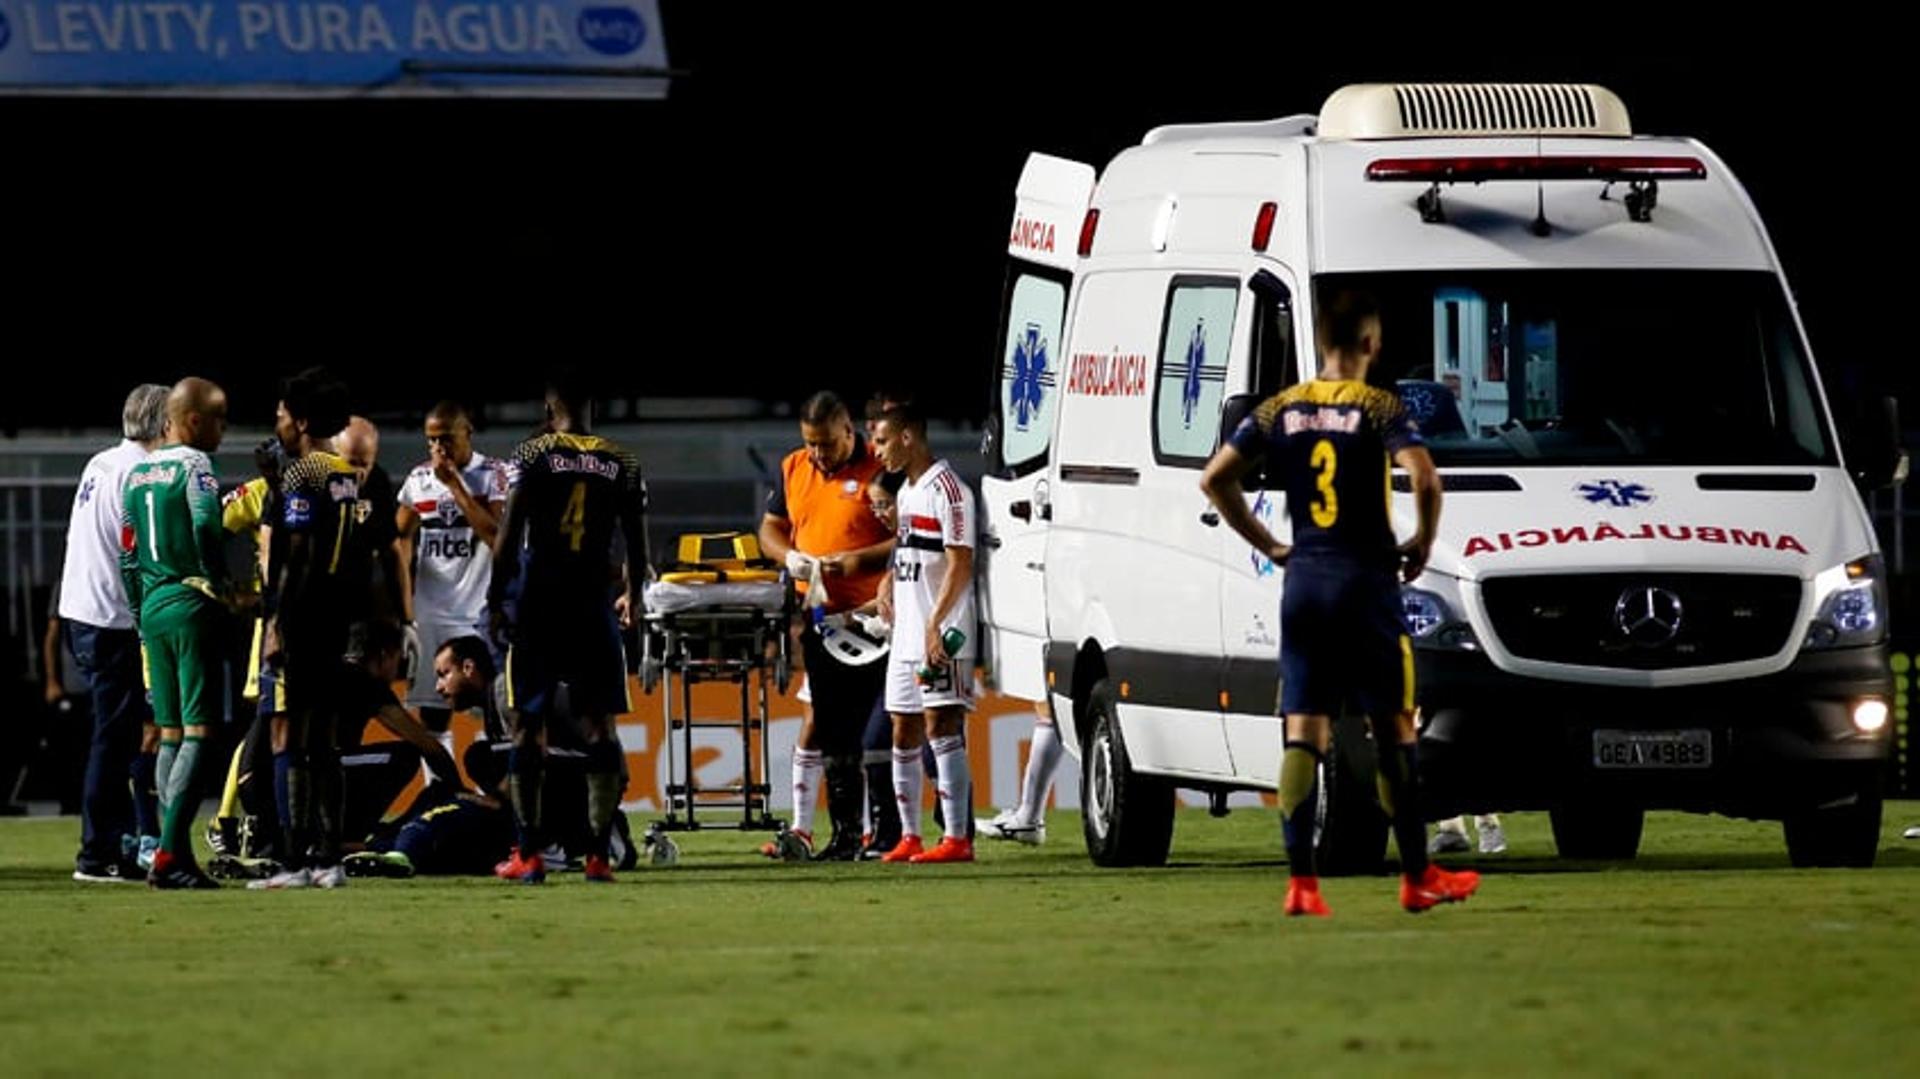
[995,267,1070,476]
[1152,276,1239,466]
[1249,272,1296,398]
[1769,319,1825,461]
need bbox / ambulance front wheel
[1783,779,1882,868]
[1081,680,1175,868]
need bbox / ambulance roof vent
[1318,83,1632,140]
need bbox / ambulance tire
[1081,680,1175,868]
[1783,780,1882,868]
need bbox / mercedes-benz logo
[1614,586,1683,645]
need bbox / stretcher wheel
[643,824,681,867]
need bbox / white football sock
[891,747,923,839]
[931,735,970,843]
[791,748,823,836]
[1017,721,1063,827]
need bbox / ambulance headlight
[1803,556,1888,650]
[1401,588,1478,651]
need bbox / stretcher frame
[643,586,793,833]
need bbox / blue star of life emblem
[1577,480,1653,508]
[1009,322,1052,432]
[77,477,96,507]
[1181,322,1206,428]
[1249,491,1277,577]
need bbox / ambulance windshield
[1315,270,1834,467]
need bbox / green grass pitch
[2,806,1916,1077]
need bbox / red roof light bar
[1366,156,1707,183]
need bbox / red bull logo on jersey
[326,475,359,502]
[1281,406,1363,436]
[549,453,619,479]
[1461,522,1809,558]
[127,465,180,488]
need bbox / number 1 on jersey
[560,481,587,551]
[1309,439,1339,527]
[144,490,159,560]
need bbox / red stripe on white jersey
[908,514,941,532]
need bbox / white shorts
[407,617,489,709]
[885,656,975,715]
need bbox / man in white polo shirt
[59,384,170,883]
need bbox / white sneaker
[1904,825,1920,840]
[136,836,160,872]
[977,809,1021,839]
[979,810,1045,845]
[1476,819,1508,855]
[1429,829,1471,855]
[310,865,347,889]
[248,866,315,890]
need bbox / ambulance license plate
[1592,729,1711,769]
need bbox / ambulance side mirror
[1849,396,1908,491]
[1220,394,1264,489]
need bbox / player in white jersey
[395,402,510,745]
[869,403,977,864]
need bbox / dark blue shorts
[1278,557,1410,718]
[251,617,288,720]
[505,603,630,718]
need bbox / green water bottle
[918,627,968,685]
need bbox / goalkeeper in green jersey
[120,378,232,890]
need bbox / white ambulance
[979,83,1906,870]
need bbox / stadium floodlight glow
[1853,699,1889,734]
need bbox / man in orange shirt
[758,392,897,861]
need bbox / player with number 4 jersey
[486,376,650,885]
